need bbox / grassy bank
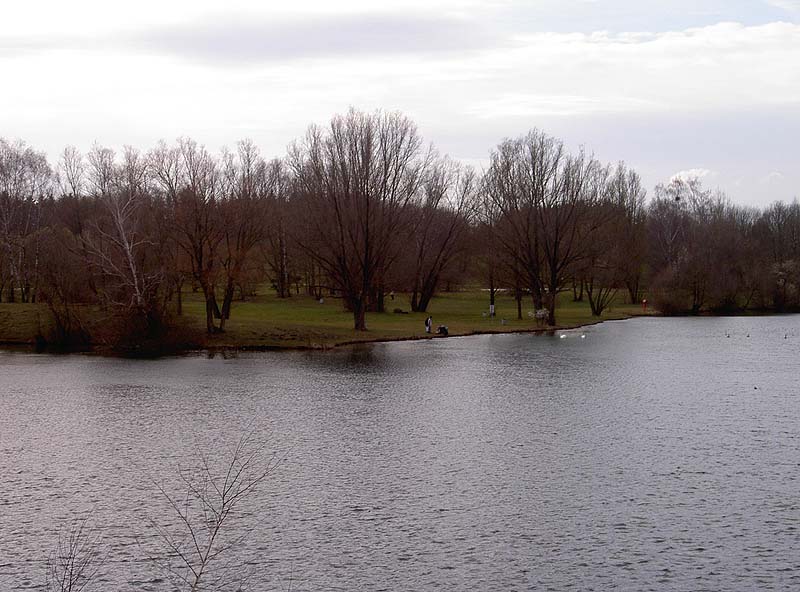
[0,289,644,353]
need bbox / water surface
[1,317,799,590]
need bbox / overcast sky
[1,0,798,206]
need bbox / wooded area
[1,108,798,349]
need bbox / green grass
[0,288,644,351]
[0,303,48,344]
[180,288,643,349]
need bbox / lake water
[1,317,800,591]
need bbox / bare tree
[648,177,715,313]
[144,432,281,592]
[290,109,430,330]
[753,200,800,310]
[484,130,610,325]
[0,138,52,302]
[260,159,294,299]
[409,159,476,312]
[608,162,647,304]
[538,149,611,324]
[158,138,225,334]
[148,140,190,314]
[59,146,85,199]
[584,203,621,317]
[581,163,648,316]
[7,124,800,333]
[45,517,103,592]
[217,140,271,330]
[484,135,543,313]
[86,143,115,198]
[36,226,93,346]
[83,145,170,340]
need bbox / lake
[1,316,800,590]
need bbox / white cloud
[0,3,798,206]
[0,14,499,62]
[464,22,800,119]
[766,0,800,12]
[467,93,661,117]
[0,0,508,37]
[2,20,798,135]
[670,168,716,183]
[760,171,786,184]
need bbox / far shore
[1,297,794,357]
[0,315,636,357]
[196,315,639,354]
[0,289,655,357]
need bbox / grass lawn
[0,288,644,351]
[181,288,643,349]
[0,303,48,344]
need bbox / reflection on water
[2,317,800,590]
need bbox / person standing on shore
[425,316,432,334]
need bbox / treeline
[1,109,798,347]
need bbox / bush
[649,268,690,315]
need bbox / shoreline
[5,308,797,357]
[0,314,645,357]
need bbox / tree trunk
[415,274,439,314]
[176,279,183,316]
[366,283,385,313]
[572,278,584,302]
[202,286,222,333]
[587,280,600,316]
[277,229,290,298]
[219,279,236,331]
[514,270,523,320]
[626,277,640,305]
[205,296,216,334]
[221,278,235,320]
[353,298,367,331]
[417,288,434,313]
[376,287,385,313]
[410,271,421,312]
[489,270,496,316]
[531,283,543,310]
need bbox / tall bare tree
[260,159,294,299]
[608,162,647,304]
[82,145,171,341]
[217,140,270,329]
[290,109,430,330]
[0,138,52,302]
[409,159,477,312]
[158,138,225,333]
[484,130,610,325]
